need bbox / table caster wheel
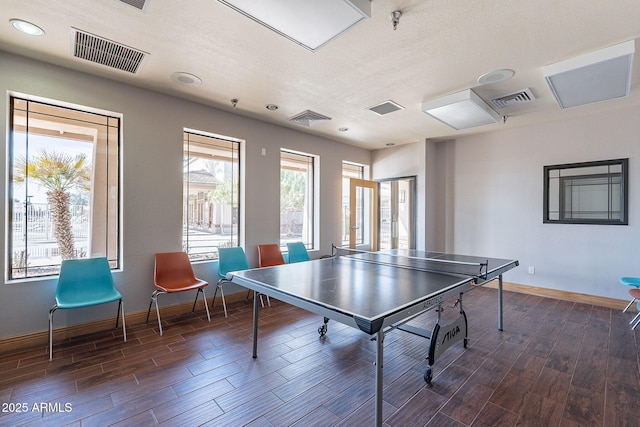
[318,324,327,337]
[424,366,432,383]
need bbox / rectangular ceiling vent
[288,110,332,127]
[71,28,149,74]
[368,100,405,116]
[490,88,536,109]
[116,0,151,12]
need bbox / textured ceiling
[2,0,640,149]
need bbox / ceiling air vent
[288,110,332,127]
[117,0,151,12]
[490,88,536,109]
[368,100,404,116]
[71,28,148,74]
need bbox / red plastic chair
[251,244,286,306]
[258,244,285,267]
[146,252,210,335]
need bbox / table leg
[498,274,503,331]
[374,329,383,427]
[252,291,259,358]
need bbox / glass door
[349,178,378,251]
[379,177,415,250]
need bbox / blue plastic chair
[48,257,126,360]
[626,288,640,330]
[620,277,640,312]
[287,242,310,263]
[215,247,250,317]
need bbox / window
[8,96,121,280]
[342,162,365,246]
[280,150,316,248]
[544,158,628,225]
[183,130,241,261]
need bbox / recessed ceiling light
[477,69,515,85]
[170,72,202,86]
[338,127,349,132]
[10,19,44,36]
[266,104,279,111]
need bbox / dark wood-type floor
[1,287,639,426]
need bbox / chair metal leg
[146,290,159,324]
[247,289,265,307]
[192,289,200,312]
[201,288,211,322]
[146,290,165,335]
[152,291,164,336]
[119,300,127,342]
[219,284,227,317]
[191,288,211,322]
[48,305,57,361]
[623,298,636,313]
[212,284,219,306]
[257,294,272,307]
[632,317,640,330]
[214,280,228,317]
[194,287,212,322]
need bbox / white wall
[381,107,639,301]
[0,51,370,340]
[448,108,639,300]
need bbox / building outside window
[8,96,121,280]
[183,130,241,261]
[280,149,316,249]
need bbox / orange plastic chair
[258,244,285,267]
[146,252,210,335]
[250,244,285,307]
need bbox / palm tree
[14,150,91,260]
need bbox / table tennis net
[332,246,488,280]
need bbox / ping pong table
[227,246,518,426]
